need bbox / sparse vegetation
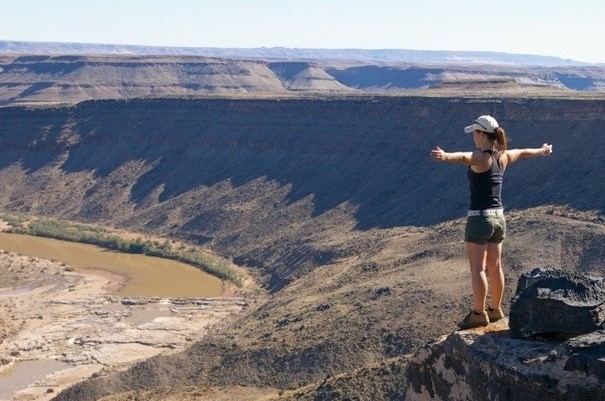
[0,213,27,229]
[1,215,241,285]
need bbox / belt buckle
[485,209,502,216]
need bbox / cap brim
[464,124,478,134]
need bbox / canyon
[0,78,604,398]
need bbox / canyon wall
[1,97,603,400]
[1,97,604,289]
[2,55,605,107]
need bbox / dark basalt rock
[404,320,605,401]
[562,330,605,380]
[405,271,605,401]
[509,268,605,339]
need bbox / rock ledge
[405,319,605,401]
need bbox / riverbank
[0,215,264,298]
[0,232,224,298]
[0,250,249,401]
[0,215,245,286]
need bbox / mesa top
[467,150,503,210]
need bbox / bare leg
[466,242,488,313]
[486,242,504,310]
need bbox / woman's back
[467,150,504,210]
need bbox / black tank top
[467,150,503,210]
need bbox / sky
[0,0,604,63]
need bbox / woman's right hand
[541,143,553,157]
[431,146,446,162]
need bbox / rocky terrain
[0,92,603,400]
[1,54,605,107]
[0,250,247,400]
[406,319,605,401]
[406,269,605,401]
[47,208,605,401]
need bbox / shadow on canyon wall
[1,98,603,230]
[2,97,604,401]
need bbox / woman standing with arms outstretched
[431,115,552,329]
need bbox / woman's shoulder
[497,151,509,170]
[469,149,493,170]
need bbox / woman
[431,115,552,329]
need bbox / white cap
[464,115,499,134]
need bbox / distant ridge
[0,40,591,67]
[1,52,605,107]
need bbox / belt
[467,208,504,217]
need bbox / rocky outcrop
[510,268,605,338]
[405,270,605,401]
[405,319,605,401]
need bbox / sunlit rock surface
[405,268,605,401]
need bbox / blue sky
[1,0,604,63]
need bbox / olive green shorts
[464,215,506,244]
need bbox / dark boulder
[509,268,605,339]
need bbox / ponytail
[490,127,508,151]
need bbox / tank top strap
[480,149,502,171]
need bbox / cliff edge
[406,270,605,401]
[406,321,605,401]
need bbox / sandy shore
[0,251,248,401]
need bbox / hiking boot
[457,310,489,330]
[487,306,504,322]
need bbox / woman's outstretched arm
[431,146,476,166]
[504,143,553,166]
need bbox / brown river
[0,232,223,297]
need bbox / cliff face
[2,54,605,107]
[0,55,355,106]
[0,98,594,400]
[405,320,605,401]
[1,97,604,289]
